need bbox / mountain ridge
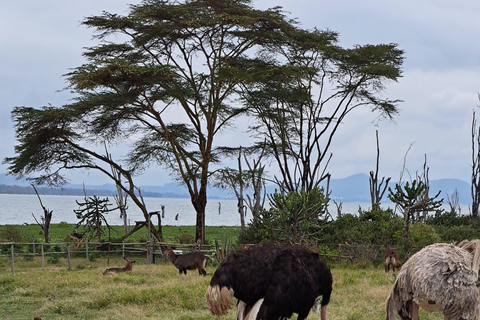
[0,173,472,204]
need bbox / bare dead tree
[417,154,432,222]
[214,146,267,230]
[106,146,129,235]
[472,106,480,217]
[237,147,246,231]
[332,199,343,218]
[243,148,267,222]
[369,130,391,211]
[31,184,52,243]
[446,188,461,215]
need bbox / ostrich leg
[411,303,419,320]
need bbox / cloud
[1,0,479,188]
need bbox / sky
[0,0,479,187]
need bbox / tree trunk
[472,109,480,217]
[238,148,246,231]
[192,189,207,247]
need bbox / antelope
[384,246,401,273]
[102,257,136,276]
[163,247,207,276]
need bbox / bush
[47,254,60,264]
[178,233,195,244]
[88,252,97,262]
[0,226,24,242]
[322,212,403,247]
[239,187,329,245]
[409,223,440,250]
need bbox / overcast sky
[1,1,479,187]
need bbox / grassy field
[0,224,447,319]
[0,256,446,320]
[0,224,242,245]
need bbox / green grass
[0,224,242,245]
[0,225,448,319]
[0,257,447,320]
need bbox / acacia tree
[242,31,404,193]
[3,106,164,241]
[4,0,309,245]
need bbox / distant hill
[323,173,471,204]
[0,173,472,203]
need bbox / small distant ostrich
[102,257,136,276]
[205,242,333,320]
[384,246,401,273]
[386,241,480,320]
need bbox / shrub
[178,233,194,244]
[0,226,24,242]
[239,187,329,245]
[88,252,97,262]
[409,223,440,250]
[47,254,60,264]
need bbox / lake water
[0,194,470,226]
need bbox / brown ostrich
[386,241,480,320]
[205,242,333,320]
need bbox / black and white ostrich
[205,242,333,320]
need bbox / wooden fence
[0,241,214,274]
[0,241,394,273]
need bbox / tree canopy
[4,0,404,244]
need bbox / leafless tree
[107,147,129,235]
[446,188,462,215]
[214,147,267,231]
[471,104,480,217]
[332,199,343,218]
[369,130,391,211]
[416,154,432,222]
[31,185,52,243]
[243,150,267,222]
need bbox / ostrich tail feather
[205,285,234,316]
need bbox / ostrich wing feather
[387,242,480,320]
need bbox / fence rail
[0,241,214,274]
[0,241,396,274]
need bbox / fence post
[122,241,125,257]
[10,243,14,274]
[146,241,151,265]
[85,239,89,260]
[32,240,35,254]
[66,244,71,271]
[338,244,341,264]
[41,244,45,272]
[107,243,111,266]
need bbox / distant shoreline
[0,184,235,200]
